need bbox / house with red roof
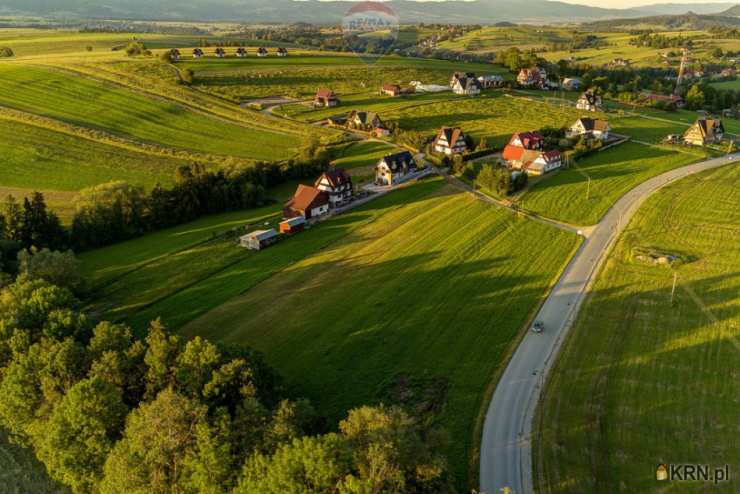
[314,88,339,107]
[508,131,544,150]
[283,185,330,220]
[503,130,561,175]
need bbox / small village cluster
[168,46,287,60]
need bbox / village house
[562,78,582,90]
[284,184,330,220]
[508,131,544,150]
[257,47,268,57]
[478,74,504,89]
[567,118,611,141]
[516,67,547,88]
[192,48,204,58]
[719,67,736,78]
[236,47,247,57]
[450,72,476,87]
[503,147,562,175]
[347,110,385,133]
[240,229,279,250]
[576,90,603,112]
[381,84,402,97]
[169,48,181,61]
[279,216,306,234]
[683,118,725,146]
[315,169,354,207]
[214,47,225,58]
[433,126,468,155]
[452,76,481,96]
[277,47,288,57]
[376,151,417,186]
[314,88,339,107]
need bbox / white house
[240,229,278,250]
[433,127,468,155]
[314,169,353,207]
[567,118,611,141]
[376,151,417,186]
[576,90,603,112]
[452,76,481,96]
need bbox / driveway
[479,153,738,494]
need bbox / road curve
[479,153,738,494]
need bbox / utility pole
[586,176,591,200]
[670,271,678,306]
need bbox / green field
[437,25,573,54]
[0,65,297,161]
[330,140,401,181]
[520,143,703,225]
[0,117,183,192]
[163,179,581,483]
[536,164,740,493]
[709,78,740,91]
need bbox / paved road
[479,153,738,494]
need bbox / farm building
[215,47,225,58]
[314,88,339,107]
[504,147,562,175]
[257,47,268,57]
[192,48,204,58]
[236,47,247,57]
[567,118,611,141]
[279,216,306,234]
[517,67,547,88]
[452,76,481,96]
[284,185,330,220]
[315,169,353,207]
[169,48,181,61]
[683,118,724,146]
[277,47,288,57]
[576,90,602,112]
[433,127,468,155]
[562,78,582,90]
[381,84,401,96]
[376,151,417,186]
[478,74,504,88]
[240,229,279,250]
[508,131,544,150]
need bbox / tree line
[0,267,453,493]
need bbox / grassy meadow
[536,163,740,493]
[0,65,298,161]
[519,143,704,226]
[709,78,740,91]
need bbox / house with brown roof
[314,88,339,107]
[517,67,547,88]
[381,84,401,97]
[508,131,544,150]
[284,185,330,220]
[277,47,288,57]
[683,118,724,146]
[315,169,353,206]
[567,118,611,141]
[376,151,417,186]
[433,127,467,155]
[257,47,268,57]
[347,110,385,133]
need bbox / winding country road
[479,153,738,494]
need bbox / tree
[174,336,221,399]
[0,47,13,57]
[685,84,705,110]
[100,389,207,494]
[16,248,83,293]
[143,319,180,399]
[38,377,127,493]
[2,195,23,241]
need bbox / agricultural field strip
[58,61,330,139]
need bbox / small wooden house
[284,185,330,220]
[279,216,306,234]
[433,127,467,155]
[240,229,278,250]
[314,88,339,107]
[315,169,353,207]
[236,47,247,57]
[257,47,268,57]
[683,118,724,146]
[381,84,401,97]
[376,151,417,186]
[277,47,288,57]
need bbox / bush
[0,47,13,58]
[124,41,148,57]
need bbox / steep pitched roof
[503,145,525,161]
[285,184,329,212]
[316,169,351,189]
[315,88,337,100]
[696,118,724,139]
[510,131,544,149]
[435,126,465,146]
[379,151,415,171]
[575,118,610,131]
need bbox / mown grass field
[330,140,402,182]
[178,54,506,102]
[437,26,572,54]
[166,178,581,484]
[0,117,183,192]
[536,163,740,493]
[520,143,704,225]
[0,65,297,161]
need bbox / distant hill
[585,10,740,30]
[632,2,735,15]
[720,4,740,15]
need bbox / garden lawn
[609,115,691,142]
[177,179,580,485]
[0,117,183,192]
[536,163,740,493]
[0,65,296,161]
[519,143,703,226]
